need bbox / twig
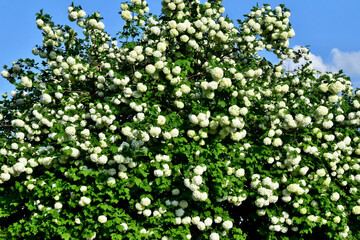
[65,90,90,96]
[220,48,240,58]
[187,73,204,79]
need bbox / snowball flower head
[204,218,213,226]
[54,202,63,210]
[263,137,272,145]
[98,155,108,165]
[85,232,96,240]
[151,26,161,35]
[229,105,240,116]
[331,192,340,201]
[352,206,360,215]
[235,168,245,177]
[13,162,25,173]
[41,93,52,104]
[0,173,11,182]
[157,115,166,125]
[210,67,224,80]
[172,66,181,75]
[145,64,156,74]
[154,169,164,177]
[66,56,76,65]
[77,10,86,18]
[98,215,107,223]
[121,223,128,231]
[222,220,233,230]
[329,81,344,94]
[80,186,87,192]
[141,197,151,207]
[209,233,220,240]
[1,70,10,78]
[79,196,91,206]
[194,165,205,175]
[315,106,328,116]
[21,76,33,88]
[149,126,161,137]
[143,209,152,217]
[121,10,132,21]
[65,126,76,136]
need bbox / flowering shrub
[1,0,360,239]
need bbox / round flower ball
[209,232,220,240]
[352,206,360,215]
[222,220,233,230]
[54,202,63,210]
[121,10,132,21]
[98,215,107,224]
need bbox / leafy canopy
[1,0,360,239]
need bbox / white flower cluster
[267,212,292,233]
[67,7,86,22]
[78,196,91,207]
[189,112,211,128]
[184,165,208,202]
[121,10,133,21]
[20,76,33,88]
[251,175,279,207]
[1,0,360,239]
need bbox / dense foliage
[1,0,360,239]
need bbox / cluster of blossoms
[1,0,360,239]
[251,175,280,208]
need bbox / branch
[220,48,241,58]
[65,90,90,96]
[187,73,204,79]
[79,96,91,104]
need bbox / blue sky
[1,0,360,96]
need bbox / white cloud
[331,48,360,76]
[283,45,360,77]
[282,46,360,88]
[282,46,333,73]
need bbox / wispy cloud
[282,46,360,88]
[331,48,360,76]
[282,46,334,73]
